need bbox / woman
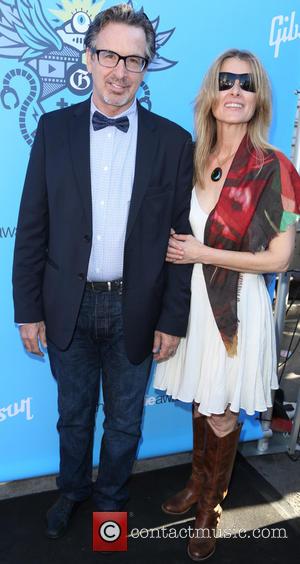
[154,49,300,561]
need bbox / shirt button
[97,235,101,241]
[103,165,108,171]
[96,268,100,273]
[107,133,112,138]
[100,201,104,206]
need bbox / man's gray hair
[84,3,156,60]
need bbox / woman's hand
[166,233,213,264]
[166,224,297,273]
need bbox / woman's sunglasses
[218,72,256,92]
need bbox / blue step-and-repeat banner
[1,0,300,481]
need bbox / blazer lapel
[69,98,92,229]
[125,103,158,242]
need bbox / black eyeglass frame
[218,72,256,93]
[90,48,149,73]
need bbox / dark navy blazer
[13,98,193,364]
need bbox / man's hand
[19,321,47,356]
[152,330,180,362]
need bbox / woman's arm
[166,224,296,273]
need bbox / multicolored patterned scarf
[203,134,300,356]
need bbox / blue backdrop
[1,0,299,481]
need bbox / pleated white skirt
[154,189,278,416]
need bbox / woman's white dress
[154,188,278,416]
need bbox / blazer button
[83,234,91,242]
[78,273,85,280]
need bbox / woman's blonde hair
[194,49,273,188]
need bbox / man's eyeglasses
[218,72,256,92]
[91,49,148,73]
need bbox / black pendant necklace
[210,150,237,182]
[211,167,222,182]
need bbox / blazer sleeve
[156,135,193,336]
[12,115,49,323]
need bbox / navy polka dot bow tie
[92,111,129,133]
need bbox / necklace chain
[214,150,237,168]
[210,149,237,182]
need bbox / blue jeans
[47,285,152,510]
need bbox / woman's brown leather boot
[187,421,241,561]
[162,414,206,514]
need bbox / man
[13,4,193,538]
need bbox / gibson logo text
[0,397,33,422]
[269,11,300,58]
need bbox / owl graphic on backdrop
[0,0,177,145]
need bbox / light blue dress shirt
[87,98,138,282]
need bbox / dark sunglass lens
[241,79,250,91]
[241,75,256,92]
[219,73,233,91]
